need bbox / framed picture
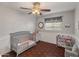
[38,22,44,29]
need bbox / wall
[75,4,79,38]
[0,6,36,55]
[37,10,75,44]
[0,6,76,55]
[75,4,79,47]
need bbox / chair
[65,43,79,57]
[56,34,79,57]
[56,34,74,47]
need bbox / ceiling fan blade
[41,9,51,12]
[20,7,32,10]
[28,12,32,14]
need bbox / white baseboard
[0,35,10,55]
[0,47,11,55]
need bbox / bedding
[18,36,32,43]
[18,40,35,46]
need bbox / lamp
[32,2,40,15]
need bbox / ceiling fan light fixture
[20,2,51,15]
[32,2,40,15]
[32,9,40,15]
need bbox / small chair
[56,34,79,57]
[65,43,79,57]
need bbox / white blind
[45,16,63,31]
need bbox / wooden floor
[2,41,65,57]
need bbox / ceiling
[0,2,78,15]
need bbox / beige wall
[75,4,79,38]
[0,7,36,38]
[75,4,79,47]
[37,10,75,44]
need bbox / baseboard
[40,40,56,45]
[0,47,11,55]
[0,35,10,56]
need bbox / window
[45,16,63,31]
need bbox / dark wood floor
[2,41,65,57]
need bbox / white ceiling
[0,2,78,15]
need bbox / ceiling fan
[20,2,51,15]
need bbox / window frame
[44,16,63,31]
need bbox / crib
[10,31,36,56]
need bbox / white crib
[10,31,36,56]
